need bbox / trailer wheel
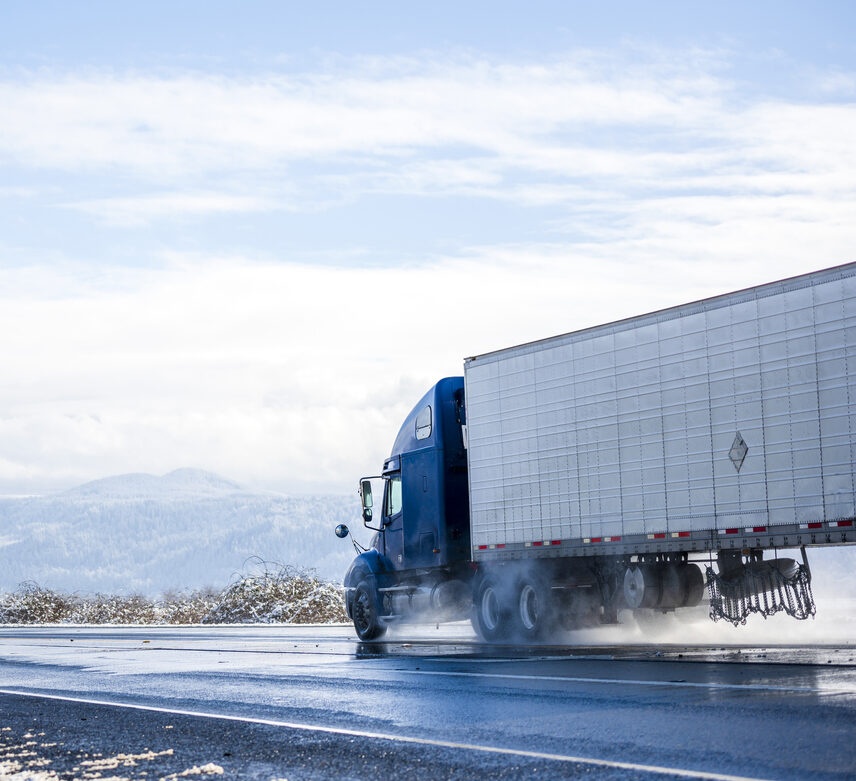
[623,564,660,609]
[352,580,386,641]
[473,577,512,642]
[513,576,554,641]
[679,563,705,607]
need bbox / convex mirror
[361,480,373,509]
[359,477,383,531]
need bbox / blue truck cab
[341,377,471,639]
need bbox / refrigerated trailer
[335,262,856,640]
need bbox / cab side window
[385,475,403,517]
[415,406,432,440]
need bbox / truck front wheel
[473,577,513,642]
[352,580,386,641]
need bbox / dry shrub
[0,585,159,624]
[72,593,154,624]
[203,561,347,624]
[159,588,221,624]
[0,565,346,625]
[0,582,75,623]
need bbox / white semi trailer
[338,263,856,640]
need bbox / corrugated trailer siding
[465,264,856,550]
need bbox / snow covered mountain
[0,469,362,596]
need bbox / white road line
[384,668,855,694]
[0,688,765,781]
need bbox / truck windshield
[385,475,402,517]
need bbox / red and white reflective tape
[478,519,854,553]
[797,521,852,529]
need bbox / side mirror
[360,480,373,509]
[334,524,349,539]
[358,476,383,531]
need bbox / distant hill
[0,469,362,596]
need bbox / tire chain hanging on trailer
[705,563,816,625]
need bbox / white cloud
[0,243,848,494]
[0,49,851,313]
[0,65,700,174]
[67,192,282,226]
[1,49,856,493]
[816,70,856,96]
[0,56,852,210]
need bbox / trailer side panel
[465,263,856,557]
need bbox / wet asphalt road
[0,625,855,780]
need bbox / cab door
[381,473,404,569]
[402,449,439,568]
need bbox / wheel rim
[623,566,644,609]
[481,586,499,631]
[519,584,539,631]
[354,590,371,633]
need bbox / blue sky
[4,2,854,72]
[1,2,855,494]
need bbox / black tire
[352,579,386,641]
[623,564,661,609]
[472,576,513,642]
[513,575,555,641]
[679,563,705,607]
[658,564,682,609]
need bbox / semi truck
[335,262,856,641]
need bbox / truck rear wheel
[473,577,513,642]
[679,563,705,607]
[352,580,386,641]
[513,576,554,641]
[623,564,660,609]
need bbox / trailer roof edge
[464,260,856,365]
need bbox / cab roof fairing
[388,377,464,462]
